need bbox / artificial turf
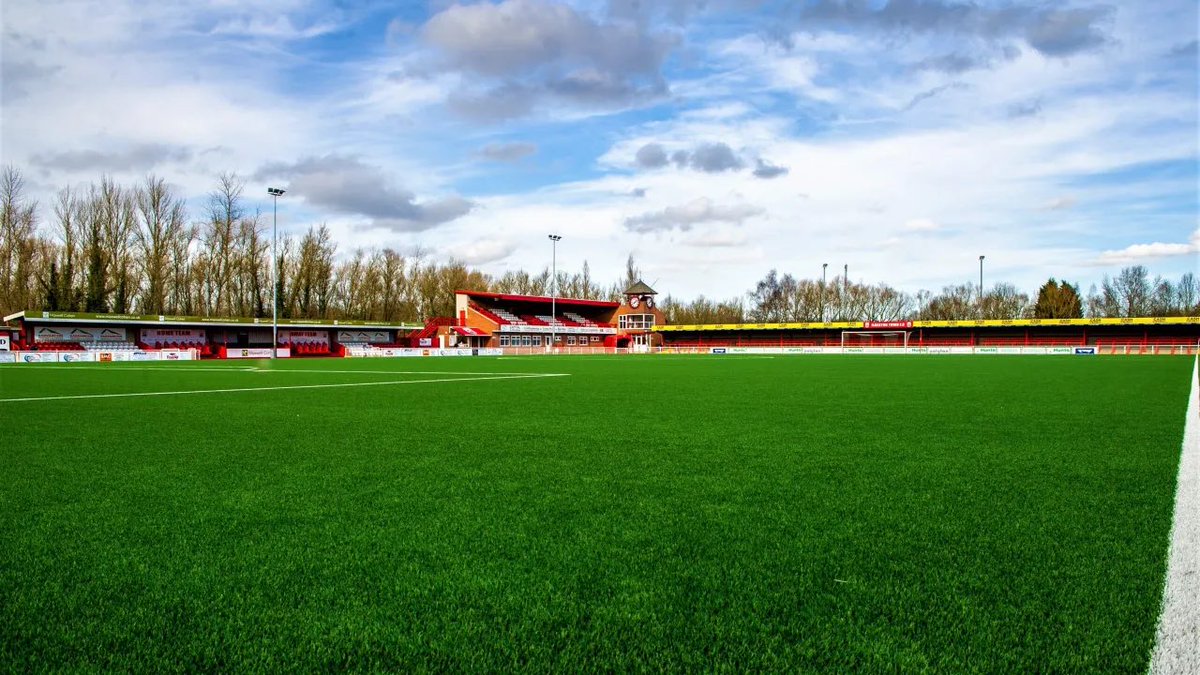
[0,355,1193,672]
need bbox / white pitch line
[249,368,551,376]
[0,372,568,403]
[1150,356,1200,675]
[0,364,545,376]
[0,364,260,372]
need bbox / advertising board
[225,348,291,359]
[140,328,205,341]
[35,326,126,342]
[0,335,8,351]
[279,330,329,344]
[498,324,616,335]
[337,330,391,343]
[21,352,57,362]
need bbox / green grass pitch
[0,355,1193,671]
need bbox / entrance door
[633,333,649,353]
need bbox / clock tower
[614,280,665,352]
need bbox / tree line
[2,166,1196,325]
[661,267,1197,325]
[0,167,635,323]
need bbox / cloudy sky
[2,0,1197,299]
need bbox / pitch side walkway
[1150,357,1200,674]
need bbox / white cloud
[1039,196,1077,211]
[624,197,764,233]
[477,142,538,162]
[903,218,941,232]
[1093,231,1200,265]
[683,229,750,248]
[446,238,518,264]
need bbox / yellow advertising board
[654,316,1200,332]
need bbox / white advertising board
[58,352,97,363]
[696,345,1092,356]
[337,330,391,343]
[346,347,498,358]
[0,335,8,351]
[498,324,616,335]
[14,352,58,362]
[225,348,291,359]
[4,350,195,364]
[141,328,205,341]
[35,326,127,342]
[280,330,329,344]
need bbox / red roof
[457,290,620,308]
[452,326,491,337]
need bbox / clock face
[629,296,640,308]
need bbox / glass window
[521,335,532,346]
[618,314,656,330]
[533,336,542,346]
[567,335,576,345]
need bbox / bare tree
[77,177,129,313]
[134,176,188,315]
[979,283,1030,320]
[1101,266,1152,317]
[918,283,977,320]
[0,166,41,315]
[664,295,745,324]
[1176,273,1199,315]
[369,248,410,322]
[232,211,267,317]
[199,173,246,315]
[291,225,336,319]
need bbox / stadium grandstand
[4,306,1198,360]
[442,282,667,352]
[656,317,1200,355]
[1,310,421,361]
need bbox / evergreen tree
[1033,278,1083,318]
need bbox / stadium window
[567,336,576,345]
[555,335,563,343]
[521,335,532,346]
[533,336,542,346]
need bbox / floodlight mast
[549,234,561,352]
[822,263,828,322]
[979,254,986,317]
[268,188,286,358]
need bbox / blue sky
[2,0,1197,299]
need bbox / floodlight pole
[979,254,986,317]
[822,263,828,322]
[549,234,561,353]
[843,263,848,321]
[268,187,286,358]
